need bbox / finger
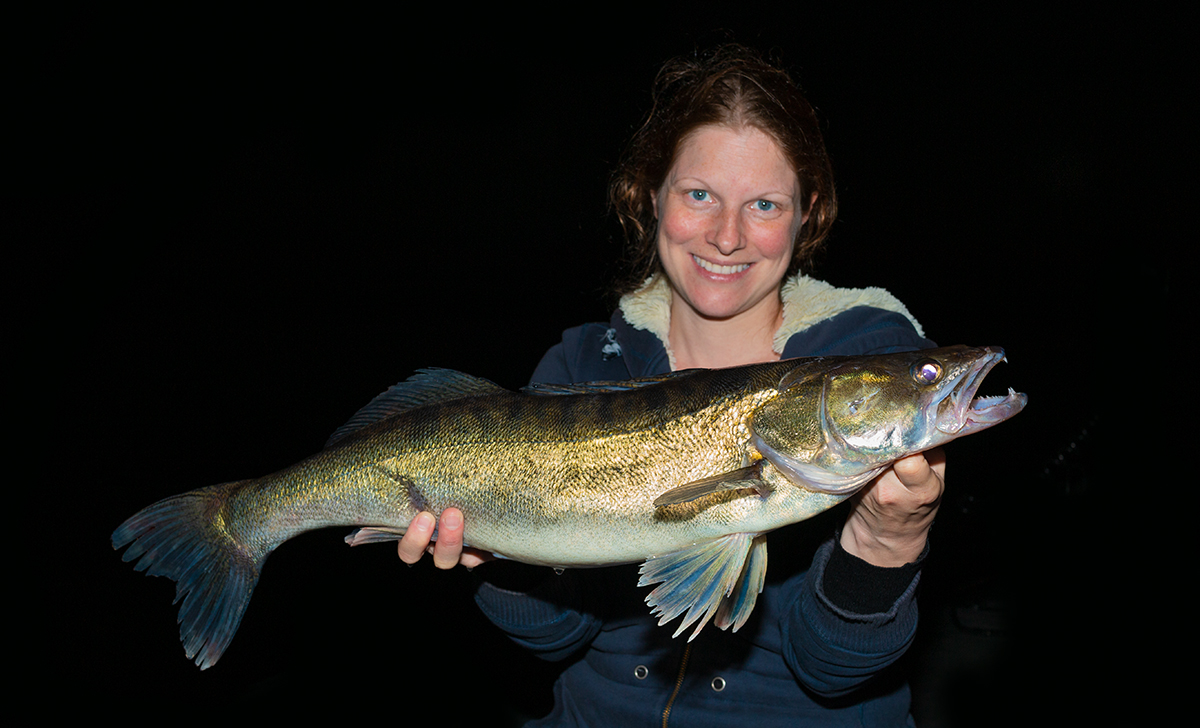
[398,511,435,564]
[891,453,930,486]
[432,508,464,570]
[892,449,945,492]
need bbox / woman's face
[654,124,807,323]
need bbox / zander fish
[113,345,1025,669]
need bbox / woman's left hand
[839,448,946,568]
[397,508,494,570]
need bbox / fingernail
[443,509,462,529]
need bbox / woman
[401,45,944,726]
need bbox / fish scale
[113,346,1025,669]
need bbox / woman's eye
[755,200,776,212]
[689,190,709,202]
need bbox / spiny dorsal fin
[652,463,770,507]
[326,368,508,447]
[521,370,693,396]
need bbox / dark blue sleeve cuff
[780,538,921,697]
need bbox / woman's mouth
[692,254,750,275]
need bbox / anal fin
[637,532,766,641]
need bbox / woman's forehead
[669,125,799,191]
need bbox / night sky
[31,8,1177,725]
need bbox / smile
[692,255,750,275]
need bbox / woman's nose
[708,207,743,255]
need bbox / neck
[667,291,783,371]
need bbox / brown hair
[609,44,837,294]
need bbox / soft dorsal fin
[326,368,508,447]
[521,370,691,396]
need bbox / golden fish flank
[113,345,1026,669]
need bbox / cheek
[750,221,796,260]
[658,204,703,247]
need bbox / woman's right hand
[398,508,494,569]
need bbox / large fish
[113,345,1025,669]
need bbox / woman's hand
[840,448,946,568]
[397,508,494,570]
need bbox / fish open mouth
[936,347,1027,436]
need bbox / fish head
[750,346,1026,494]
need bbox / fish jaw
[933,347,1027,439]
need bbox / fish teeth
[693,254,750,275]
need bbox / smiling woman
[394,44,954,728]
[610,45,838,296]
[653,125,807,368]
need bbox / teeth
[693,255,749,275]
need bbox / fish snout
[935,347,1026,436]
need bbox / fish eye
[911,359,943,385]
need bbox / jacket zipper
[661,643,691,728]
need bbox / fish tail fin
[112,480,263,670]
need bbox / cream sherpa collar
[618,273,924,370]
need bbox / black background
[30,7,1178,725]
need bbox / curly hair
[609,44,837,294]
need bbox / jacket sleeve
[473,565,603,662]
[779,538,924,696]
[529,342,572,386]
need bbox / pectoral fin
[638,532,767,641]
[653,463,770,507]
[752,433,882,495]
